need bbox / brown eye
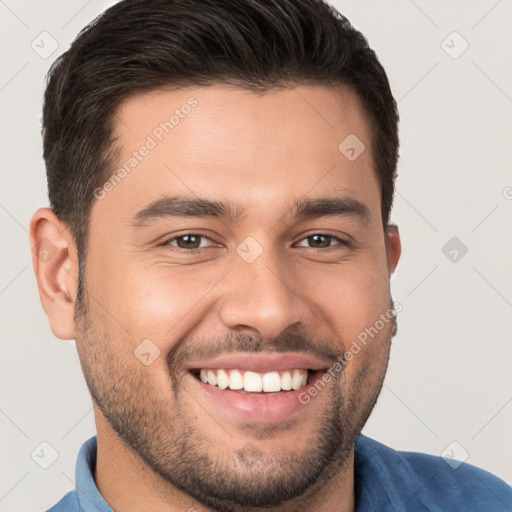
[296,234,346,249]
[164,234,211,250]
[308,234,332,248]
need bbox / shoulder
[44,490,80,512]
[355,435,512,512]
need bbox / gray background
[1,1,511,510]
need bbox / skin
[30,84,401,512]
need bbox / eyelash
[162,233,350,252]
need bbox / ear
[29,208,79,340]
[385,223,401,275]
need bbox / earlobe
[29,208,79,340]
[385,223,401,275]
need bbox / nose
[218,248,312,340]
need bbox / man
[29,0,511,511]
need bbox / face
[73,84,400,509]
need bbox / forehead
[95,84,379,226]
[115,84,371,162]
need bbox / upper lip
[186,353,332,373]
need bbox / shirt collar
[75,436,113,511]
[354,434,421,512]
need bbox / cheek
[115,265,226,342]
[308,255,391,340]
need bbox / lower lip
[185,371,324,423]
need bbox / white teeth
[217,369,229,389]
[196,368,309,392]
[244,371,263,392]
[263,371,281,392]
[228,369,244,390]
[281,371,292,390]
[207,370,217,386]
[292,369,307,390]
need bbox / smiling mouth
[190,368,324,394]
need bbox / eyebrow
[130,195,371,227]
[292,196,371,223]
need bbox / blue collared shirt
[46,434,512,511]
